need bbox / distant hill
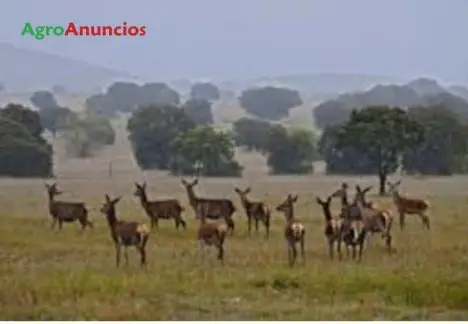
[313,78,468,129]
[0,42,139,92]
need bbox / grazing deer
[316,195,344,260]
[353,185,393,253]
[133,182,186,230]
[196,203,229,264]
[387,180,431,230]
[181,177,236,234]
[99,194,150,267]
[275,194,305,267]
[45,183,92,231]
[234,186,271,238]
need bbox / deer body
[182,178,236,234]
[316,196,345,260]
[134,182,186,230]
[45,183,92,231]
[197,204,229,264]
[100,194,150,267]
[276,194,305,267]
[234,187,270,238]
[387,180,430,230]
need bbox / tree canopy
[232,117,274,153]
[127,104,195,170]
[190,82,220,101]
[169,125,242,177]
[239,86,303,120]
[182,98,214,125]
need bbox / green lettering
[21,22,35,37]
[35,26,45,40]
[53,26,64,36]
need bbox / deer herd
[43,176,431,268]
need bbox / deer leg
[351,245,357,260]
[115,244,121,267]
[153,218,159,230]
[385,233,393,253]
[217,244,224,265]
[357,240,364,263]
[300,236,305,264]
[264,217,270,239]
[254,218,259,233]
[179,217,187,230]
[290,244,297,267]
[137,246,147,266]
[399,210,405,230]
[226,217,235,235]
[419,212,431,229]
[337,237,343,261]
[50,218,57,229]
[58,220,63,231]
[199,240,206,263]
[150,218,156,229]
[247,216,252,236]
[327,237,334,260]
[124,247,129,266]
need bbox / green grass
[1,178,468,320]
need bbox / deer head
[276,194,298,220]
[45,183,63,200]
[100,194,122,215]
[133,181,147,198]
[387,180,402,195]
[234,186,252,201]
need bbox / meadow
[1,96,468,320]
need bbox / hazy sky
[2,0,468,82]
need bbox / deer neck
[138,192,150,207]
[186,186,198,207]
[240,195,251,210]
[105,210,118,229]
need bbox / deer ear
[396,180,401,186]
[245,187,252,193]
[105,194,111,202]
[142,181,147,188]
[356,185,361,192]
[292,195,298,202]
[113,196,122,204]
[316,197,323,205]
[192,179,198,186]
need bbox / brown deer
[45,183,92,231]
[234,186,271,238]
[275,194,305,267]
[196,203,229,264]
[387,180,430,230]
[353,185,393,253]
[315,195,344,260]
[99,194,150,267]
[181,177,236,234]
[133,182,186,230]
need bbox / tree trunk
[378,171,387,196]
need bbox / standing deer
[353,185,393,254]
[196,202,229,265]
[387,180,431,230]
[181,177,236,234]
[133,182,186,230]
[275,194,305,267]
[99,194,150,267]
[315,195,344,260]
[45,183,92,231]
[234,186,271,238]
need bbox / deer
[234,186,271,238]
[133,182,186,230]
[181,177,236,235]
[353,185,393,254]
[315,195,345,260]
[387,179,431,230]
[275,194,306,267]
[99,194,150,267]
[196,202,229,265]
[44,183,92,231]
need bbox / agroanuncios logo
[21,21,147,40]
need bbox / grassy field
[1,96,468,320]
[2,172,468,320]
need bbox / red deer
[315,195,344,260]
[133,182,186,230]
[196,203,229,265]
[387,180,430,230]
[234,186,270,238]
[99,194,150,267]
[353,185,393,253]
[181,177,236,234]
[45,183,92,231]
[275,194,305,267]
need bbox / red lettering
[128,26,139,36]
[65,22,79,36]
[90,26,101,36]
[139,26,147,36]
[102,26,113,36]
[122,21,128,36]
[114,26,122,36]
[79,26,90,36]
